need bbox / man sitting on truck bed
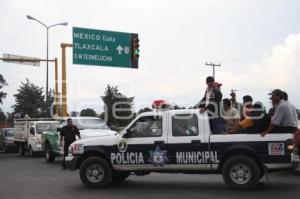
[229,102,270,134]
[261,89,298,136]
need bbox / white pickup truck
[14,119,59,157]
[66,109,299,190]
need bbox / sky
[0,0,300,114]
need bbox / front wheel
[80,157,112,188]
[222,155,261,190]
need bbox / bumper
[66,155,79,171]
[32,144,43,152]
[265,153,300,171]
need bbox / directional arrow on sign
[116,45,123,55]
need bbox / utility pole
[61,43,73,117]
[205,62,221,79]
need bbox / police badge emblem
[148,147,169,166]
[118,139,128,153]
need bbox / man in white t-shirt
[222,98,240,131]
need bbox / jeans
[62,143,71,168]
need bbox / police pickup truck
[66,108,299,190]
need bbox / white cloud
[218,34,300,108]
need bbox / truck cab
[66,109,299,190]
[14,119,59,157]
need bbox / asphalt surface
[0,152,300,199]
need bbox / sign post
[73,27,139,68]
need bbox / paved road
[0,153,300,199]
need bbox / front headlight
[69,143,84,155]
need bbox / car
[65,107,299,190]
[0,128,18,153]
[42,117,117,163]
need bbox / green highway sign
[73,27,139,68]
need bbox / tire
[112,172,130,182]
[80,157,112,188]
[18,143,25,156]
[222,155,261,190]
[29,146,35,157]
[45,143,55,162]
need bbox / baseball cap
[269,89,283,97]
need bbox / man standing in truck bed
[60,118,81,170]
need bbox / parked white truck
[14,118,59,157]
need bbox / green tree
[80,108,97,117]
[0,74,8,104]
[12,79,47,118]
[101,85,134,128]
[70,111,79,117]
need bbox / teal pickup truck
[42,117,117,162]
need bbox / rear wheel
[45,143,55,162]
[222,156,260,190]
[18,143,25,156]
[80,157,112,188]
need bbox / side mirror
[57,127,61,132]
[30,127,35,135]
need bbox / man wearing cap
[261,89,298,136]
[60,118,81,169]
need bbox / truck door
[112,114,167,170]
[167,111,212,170]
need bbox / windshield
[71,119,109,130]
[5,129,16,137]
[36,123,59,134]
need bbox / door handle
[154,141,165,145]
[191,140,201,144]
